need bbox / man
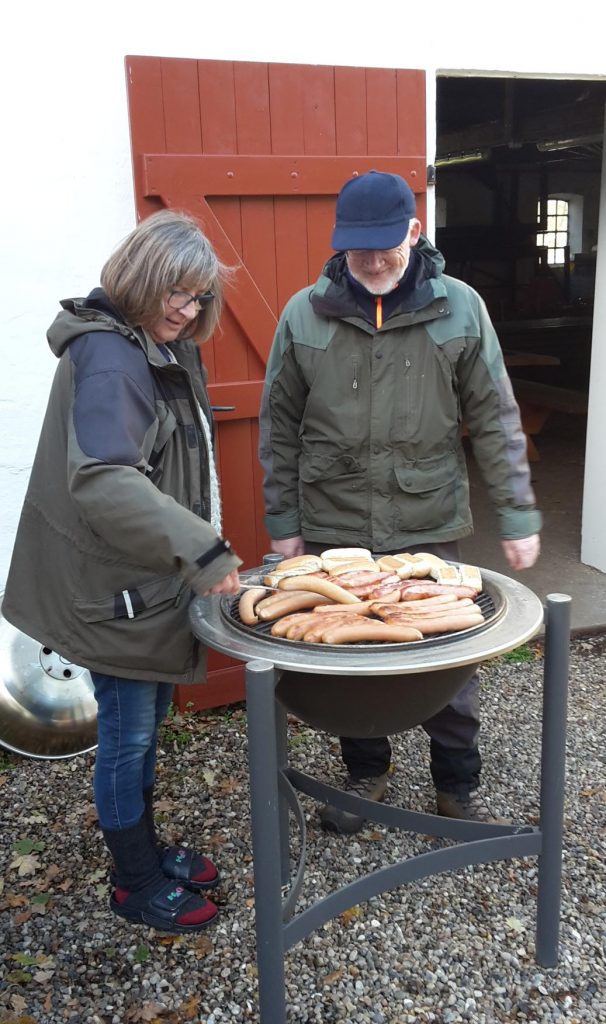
[259,170,541,833]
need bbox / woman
[3,210,242,933]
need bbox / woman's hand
[203,569,241,596]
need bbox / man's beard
[348,268,405,296]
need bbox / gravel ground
[1,634,605,1024]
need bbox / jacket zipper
[404,357,412,430]
[164,360,210,522]
[352,360,359,392]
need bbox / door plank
[126,57,428,711]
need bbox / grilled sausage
[312,601,376,615]
[238,587,269,625]
[400,583,479,601]
[270,612,324,637]
[319,622,424,644]
[278,575,362,604]
[286,612,343,640]
[302,614,366,643]
[366,582,402,601]
[256,591,333,620]
[377,612,484,634]
[372,597,476,617]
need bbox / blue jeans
[91,673,174,831]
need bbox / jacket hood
[311,234,447,320]
[47,288,137,358]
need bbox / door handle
[211,405,236,412]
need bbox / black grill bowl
[275,663,479,737]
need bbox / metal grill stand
[191,587,570,1024]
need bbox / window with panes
[537,199,569,266]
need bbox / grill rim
[189,566,544,676]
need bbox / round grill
[221,576,502,653]
[190,565,543,737]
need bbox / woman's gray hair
[100,209,229,341]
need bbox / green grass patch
[500,643,536,664]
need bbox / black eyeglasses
[167,290,215,312]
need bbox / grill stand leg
[536,593,571,967]
[275,698,291,885]
[246,659,287,1024]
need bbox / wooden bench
[510,378,588,461]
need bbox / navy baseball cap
[331,170,417,251]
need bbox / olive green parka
[259,237,541,551]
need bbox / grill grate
[221,584,501,652]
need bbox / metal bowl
[0,597,97,760]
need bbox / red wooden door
[125,57,427,710]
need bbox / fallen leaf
[45,865,61,881]
[33,970,55,983]
[82,804,98,827]
[9,993,28,1013]
[323,968,344,985]
[191,934,212,957]
[155,799,173,812]
[155,934,183,946]
[6,969,33,983]
[10,855,41,877]
[14,910,33,926]
[30,894,51,907]
[580,786,605,798]
[13,839,45,855]
[177,994,201,1020]
[216,778,239,795]
[505,916,526,933]
[4,893,29,908]
[202,769,216,786]
[340,906,362,924]
[126,1003,173,1022]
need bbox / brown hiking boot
[320,773,389,834]
[436,789,507,824]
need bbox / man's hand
[501,535,540,571]
[271,536,305,559]
[203,568,241,596]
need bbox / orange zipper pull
[376,296,383,329]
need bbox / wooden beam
[142,154,427,198]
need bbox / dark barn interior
[435,76,606,393]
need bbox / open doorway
[435,76,605,399]
[436,75,606,625]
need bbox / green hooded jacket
[3,290,241,683]
[259,238,542,551]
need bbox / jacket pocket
[299,452,367,532]
[74,573,186,623]
[393,453,458,531]
[146,406,178,482]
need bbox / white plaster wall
[1,0,606,585]
[581,107,606,573]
